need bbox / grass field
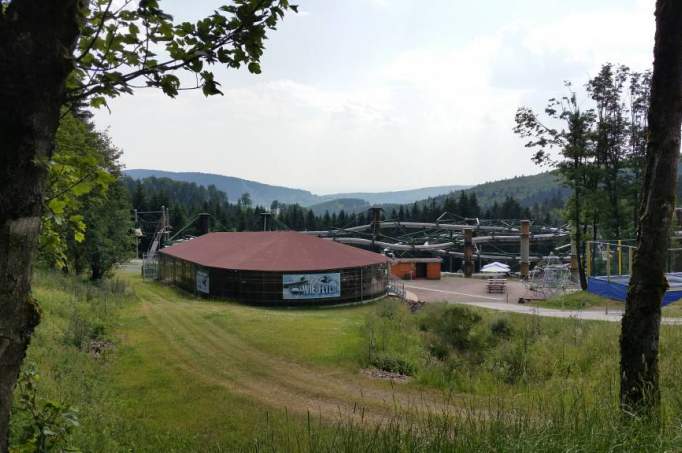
[11,270,682,451]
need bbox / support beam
[463,228,474,278]
[369,207,383,248]
[570,234,579,274]
[520,220,530,279]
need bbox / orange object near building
[426,262,441,279]
[389,258,441,280]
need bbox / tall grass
[13,272,682,451]
[246,387,682,452]
[10,269,133,452]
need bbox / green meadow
[11,270,682,452]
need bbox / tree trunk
[90,260,104,281]
[574,179,588,289]
[0,2,82,450]
[620,0,682,414]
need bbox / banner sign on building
[196,269,210,294]
[282,273,340,300]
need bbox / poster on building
[196,269,210,294]
[282,273,340,300]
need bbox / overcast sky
[93,0,656,194]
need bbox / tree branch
[45,171,99,203]
[74,0,114,64]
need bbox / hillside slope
[124,169,318,207]
[124,169,470,209]
[454,171,568,208]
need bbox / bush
[490,318,513,340]
[490,341,529,385]
[63,309,107,350]
[419,305,482,351]
[370,353,417,376]
[426,339,450,360]
[363,300,424,372]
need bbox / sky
[93,0,656,194]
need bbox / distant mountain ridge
[316,185,472,205]
[123,169,470,210]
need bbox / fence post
[606,243,611,282]
[617,240,622,275]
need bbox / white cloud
[94,0,656,193]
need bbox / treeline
[122,176,274,253]
[40,112,133,279]
[397,191,562,225]
[124,177,551,248]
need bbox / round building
[158,231,389,305]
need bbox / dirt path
[133,284,466,423]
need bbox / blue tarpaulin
[587,273,682,306]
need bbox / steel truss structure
[303,213,571,265]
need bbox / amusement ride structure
[304,208,572,279]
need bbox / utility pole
[160,205,171,246]
[134,209,139,259]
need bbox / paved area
[405,277,682,325]
[118,259,142,274]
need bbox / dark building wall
[159,253,388,305]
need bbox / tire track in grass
[135,283,470,422]
[166,300,460,417]
[139,291,410,420]
[137,288,385,421]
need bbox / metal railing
[387,278,406,300]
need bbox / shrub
[10,364,80,452]
[363,300,423,372]
[420,305,482,351]
[489,341,529,385]
[426,337,450,360]
[370,353,417,376]
[490,318,513,340]
[63,309,106,349]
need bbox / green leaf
[247,62,261,74]
[90,97,107,109]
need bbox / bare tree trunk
[0,2,81,450]
[620,0,682,414]
[574,180,588,289]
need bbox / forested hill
[428,171,569,209]
[124,169,469,208]
[322,171,569,216]
[124,169,319,207]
